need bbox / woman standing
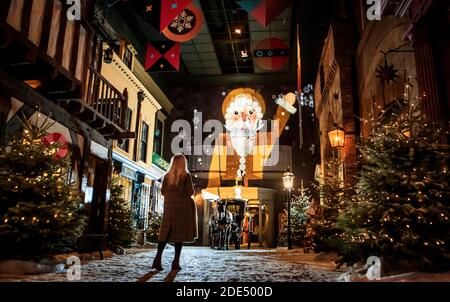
[152,154,198,271]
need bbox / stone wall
[356,17,418,137]
[314,20,358,186]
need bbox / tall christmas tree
[336,99,450,272]
[279,191,311,247]
[0,117,86,259]
[311,158,352,252]
[107,177,135,248]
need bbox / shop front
[112,152,167,233]
[202,186,276,248]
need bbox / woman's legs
[172,242,183,270]
[152,241,167,270]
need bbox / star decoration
[170,10,194,33]
[146,5,152,12]
[376,61,399,84]
[193,116,200,124]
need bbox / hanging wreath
[42,132,68,159]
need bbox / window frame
[140,121,149,162]
[118,107,133,152]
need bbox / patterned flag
[235,0,291,27]
[162,3,204,42]
[253,37,289,70]
[130,0,193,32]
[145,41,180,72]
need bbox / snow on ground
[0,247,341,282]
[3,247,449,282]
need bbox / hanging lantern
[282,169,294,191]
[103,47,114,64]
[328,123,345,148]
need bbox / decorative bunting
[130,0,193,32]
[235,0,291,27]
[162,3,203,42]
[145,41,180,72]
[253,37,289,70]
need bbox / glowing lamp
[234,186,242,199]
[282,169,294,191]
[328,123,345,148]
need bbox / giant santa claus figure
[207,88,297,187]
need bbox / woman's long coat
[158,173,198,243]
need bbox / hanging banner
[130,0,193,32]
[235,0,291,27]
[145,41,180,72]
[162,3,204,42]
[253,37,289,70]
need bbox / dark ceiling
[99,0,350,90]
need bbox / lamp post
[327,123,345,149]
[282,169,295,250]
[328,123,345,163]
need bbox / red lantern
[42,133,68,159]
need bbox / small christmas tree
[146,211,162,243]
[0,116,86,259]
[336,99,450,272]
[311,158,351,252]
[107,177,135,248]
[279,191,311,247]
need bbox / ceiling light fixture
[234,28,242,34]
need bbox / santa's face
[225,95,263,132]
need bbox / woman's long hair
[165,154,189,185]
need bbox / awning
[113,151,166,180]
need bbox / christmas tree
[311,158,351,252]
[146,211,162,243]
[336,99,450,272]
[0,117,86,259]
[107,177,135,248]
[279,191,311,247]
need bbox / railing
[85,66,127,129]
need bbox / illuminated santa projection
[223,93,265,178]
[197,88,298,248]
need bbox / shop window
[140,122,149,162]
[118,108,132,152]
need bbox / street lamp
[103,46,114,64]
[328,123,345,148]
[282,168,295,250]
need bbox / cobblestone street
[1,247,341,282]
